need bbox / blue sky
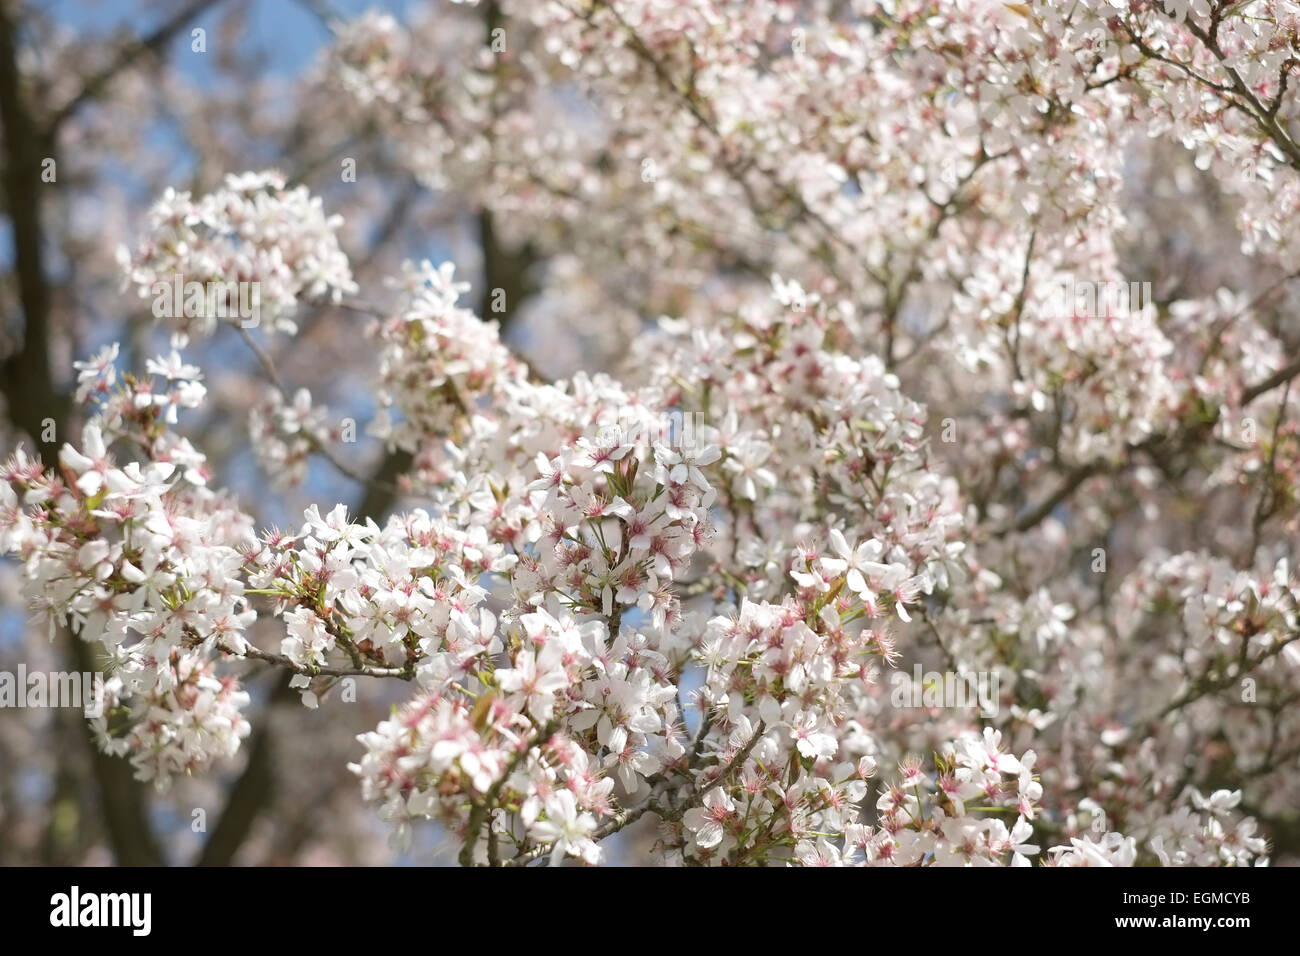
[45,0,416,79]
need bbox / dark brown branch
[1004,354,1300,536]
[0,1,161,866]
[1243,355,1300,405]
[47,0,224,132]
[0,2,64,460]
[194,678,294,866]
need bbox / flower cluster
[9,0,1300,866]
[244,502,511,696]
[248,387,336,489]
[1,349,256,788]
[93,652,251,790]
[349,601,685,862]
[118,170,356,340]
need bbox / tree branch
[0,1,161,866]
[47,0,224,132]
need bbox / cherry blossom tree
[3,0,1299,866]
